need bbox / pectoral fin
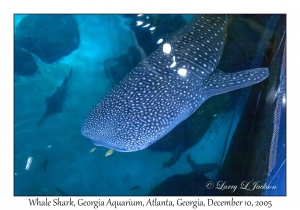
[202,68,269,99]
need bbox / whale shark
[37,68,72,126]
[81,15,269,152]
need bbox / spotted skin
[81,15,269,152]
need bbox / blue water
[14,14,286,196]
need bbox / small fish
[37,68,73,126]
[130,185,141,190]
[55,186,68,196]
[187,154,218,175]
[90,147,97,153]
[105,149,114,156]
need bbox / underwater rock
[148,172,214,196]
[14,47,38,76]
[15,15,80,64]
